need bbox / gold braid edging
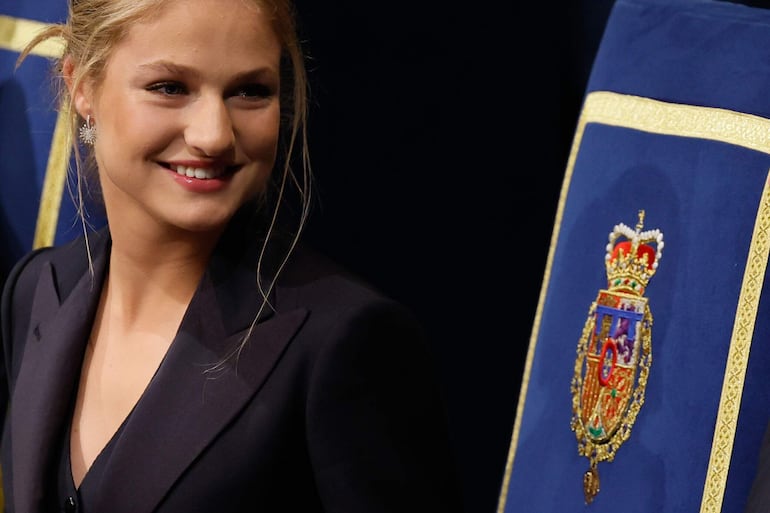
[33,106,71,249]
[699,173,770,513]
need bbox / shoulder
[0,245,57,377]
[1,230,106,341]
[2,245,56,319]
[274,242,427,367]
[277,242,417,323]
[2,231,102,298]
[277,248,460,511]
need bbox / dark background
[292,1,614,512]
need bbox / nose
[184,93,235,157]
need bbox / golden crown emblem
[605,210,663,295]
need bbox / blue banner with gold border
[0,2,89,286]
[499,1,770,512]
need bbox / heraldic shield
[571,211,662,503]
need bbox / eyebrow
[136,61,277,81]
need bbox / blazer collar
[11,232,110,512]
[11,220,307,512]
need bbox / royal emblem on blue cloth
[570,210,663,504]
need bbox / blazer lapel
[10,238,109,512]
[91,232,308,512]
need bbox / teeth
[171,165,224,180]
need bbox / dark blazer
[745,422,770,512]
[0,221,461,512]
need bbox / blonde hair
[18,0,313,358]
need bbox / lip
[160,161,238,193]
[163,160,239,176]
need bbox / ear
[62,55,93,119]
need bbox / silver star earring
[79,114,96,145]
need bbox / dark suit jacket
[744,421,770,512]
[0,220,461,512]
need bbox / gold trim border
[1,14,68,249]
[0,14,63,57]
[33,106,72,249]
[496,91,770,513]
[700,157,770,513]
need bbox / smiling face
[72,0,282,237]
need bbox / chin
[158,193,260,235]
[179,216,233,234]
[163,208,235,235]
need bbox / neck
[104,219,223,328]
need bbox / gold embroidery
[571,211,662,503]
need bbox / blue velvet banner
[499,1,770,512]
[0,2,96,284]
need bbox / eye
[147,82,188,96]
[232,83,273,100]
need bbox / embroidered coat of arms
[570,210,664,504]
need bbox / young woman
[2,0,461,511]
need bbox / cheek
[239,109,281,162]
[115,115,172,154]
[96,94,173,157]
